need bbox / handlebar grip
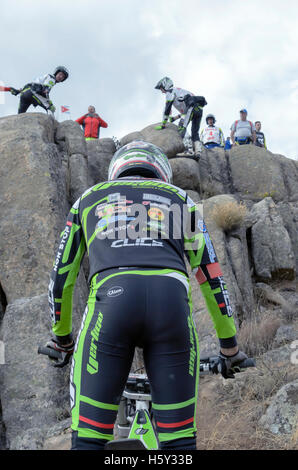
[38,346,61,360]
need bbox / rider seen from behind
[47,141,247,450]
[10,65,69,114]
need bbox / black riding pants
[70,268,199,450]
[18,89,46,114]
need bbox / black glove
[218,350,248,379]
[10,87,20,96]
[46,338,75,368]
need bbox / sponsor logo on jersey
[107,286,124,297]
[148,207,165,221]
[53,224,71,272]
[111,238,164,248]
[143,193,171,206]
[87,311,103,375]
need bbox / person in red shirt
[76,105,108,140]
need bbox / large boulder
[276,201,298,271]
[259,380,298,435]
[0,114,89,449]
[86,138,116,186]
[120,123,185,158]
[200,145,298,203]
[202,195,255,318]
[55,120,87,156]
[250,198,295,280]
[199,147,232,197]
[0,114,68,302]
[69,154,89,204]
[170,157,200,192]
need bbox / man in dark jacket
[76,106,108,141]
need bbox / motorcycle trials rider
[46,141,247,450]
[154,77,207,159]
[9,66,69,114]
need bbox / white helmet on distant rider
[155,77,174,92]
[108,141,173,183]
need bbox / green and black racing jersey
[48,178,237,348]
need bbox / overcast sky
[1,0,298,159]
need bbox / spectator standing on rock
[13,66,69,114]
[154,77,207,159]
[200,114,225,149]
[76,105,108,141]
[255,121,267,149]
[230,109,256,146]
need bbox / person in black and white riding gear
[17,66,69,114]
[155,77,207,158]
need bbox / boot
[192,140,203,161]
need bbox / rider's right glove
[218,350,248,379]
[10,87,20,96]
[48,103,56,113]
[46,337,75,367]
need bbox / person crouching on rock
[76,106,108,141]
[154,76,207,159]
[200,114,225,149]
[15,66,69,114]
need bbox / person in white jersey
[200,114,225,149]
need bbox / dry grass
[197,359,298,450]
[210,201,247,232]
[237,311,281,356]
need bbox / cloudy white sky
[1,0,298,159]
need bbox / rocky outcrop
[199,145,298,203]
[86,138,116,186]
[259,380,298,434]
[249,198,295,281]
[202,195,255,319]
[0,114,297,449]
[120,123,185,158]
[0,114,89,449]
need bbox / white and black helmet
[108,141,173,183]
[155,77,173,92]
[206,114,216,124]
[53,66,69,81]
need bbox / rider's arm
[48,199,86,344]
[184,202,237,349]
